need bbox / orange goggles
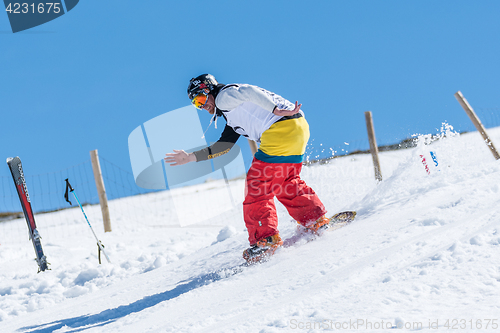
[191,92,208,110]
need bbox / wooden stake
[454,91,500,160]
[247,139,258,156]
[365,111,383,182]
[90,149,112,232]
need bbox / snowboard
[246,211,358,264]
[282,211,357,248]
[179,211,358,288]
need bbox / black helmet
[187,74,218,100]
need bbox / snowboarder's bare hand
[272,101,301,117]
[164,150,196,166]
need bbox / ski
[6,157,49,272]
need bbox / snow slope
[1,125,500,332]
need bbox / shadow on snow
[18,266,244,333]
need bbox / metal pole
[70,186,111,263]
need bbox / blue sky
[2,1,500,184]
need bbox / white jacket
[215,84,303,142]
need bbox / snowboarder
[164,74,328,262]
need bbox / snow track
[2,127,500,332]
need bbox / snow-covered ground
[1,125,500,332]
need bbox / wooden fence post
[364,111,383,182]
[90,149,112,232]
[454,91,500,160]
[247,139,258,156]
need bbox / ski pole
[64,178,111,263]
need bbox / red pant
[243,158,327,245]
